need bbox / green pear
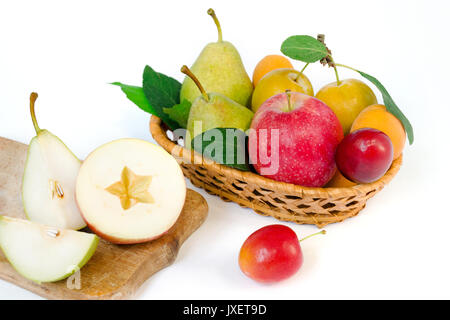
[181,66,254,144]
[180,8,253,107]
[22,93,86,230]
[0,216,98,283]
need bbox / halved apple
[0,216,98,283]
[75,138,186,244]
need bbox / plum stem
[207,8,223,42]
[299,230,326,242]
[295,64,308,82]
[300,63,309,74]
[335,63,358,72]
[316,34,341,85]
[329,56,341,85]
[29,92,41,134]
[181,65,209,102]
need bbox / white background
[0,0,449,299]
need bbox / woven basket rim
[149,115,402,198]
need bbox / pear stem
[299,230,326,242]
[29,92,41,134]
[181,65,209,102]
[207,8,223,42]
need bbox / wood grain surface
[0,137,208,299]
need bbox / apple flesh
[0,216,98,283]
[239,225,302,283]
[249,92,343,187]
[76,138,186,244]
[336,128,393,184]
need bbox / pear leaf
[111,82,156,115]
[143,65,182,130]
[281,35,329,63]
[191,128,251,171]
[357,70,414,144]
[163,99,191,129]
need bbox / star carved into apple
[76,138,186,244]
[105,166,154,210]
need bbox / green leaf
[191,128,251,171]
[111,82,156,114]
[163,99,191,129]
[281,35,329,63]
[357,70,414,144]
[142,65,182,130]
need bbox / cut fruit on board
[22,93,86,230]
[0,136,208,299]
[76,138,186,244]
[0,216,98,283]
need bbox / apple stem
[29,92,41,134]
[207,8,223,42]
[299,230,326,242]
[181,65,209,102]
[285,90,292,111]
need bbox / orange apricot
[252,55,293,87]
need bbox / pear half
[75,138,186,244]
[22,93,86,230]
[0,216,98,283]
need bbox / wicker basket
[150,116,402,227]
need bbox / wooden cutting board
[0,137,208,299]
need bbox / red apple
[249,91,343,187]
[336,128,393,184]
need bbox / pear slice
[22,93,86,230]
[76,138,186,244]
[0,216,98,283]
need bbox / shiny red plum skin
[238,224,303,283]
[336,128,394,184]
